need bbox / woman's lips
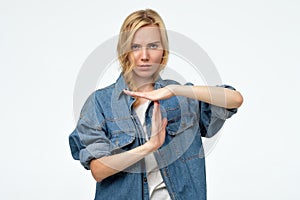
[136,65,152,70]
[138,64,151,67]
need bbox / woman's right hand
[145,101,168,152]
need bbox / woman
[69,9,243,200]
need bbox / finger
[162,118,168,128]
[123,90,136,96]
[152,101,159,121]
[152,101,163,136]
[154,101,163,121]
[122,89,134,96]
[159,118,167,133]
[123,90,143,98]
[135,92,146,98]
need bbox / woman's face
[130,25,164,83]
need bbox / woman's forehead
[132,25,161,44]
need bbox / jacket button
[143,177,147,183]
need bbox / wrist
[143,141,157,153]
[165,84,181,96]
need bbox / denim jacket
[69,75,237,200]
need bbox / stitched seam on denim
[167,112,195,123]
[110,137,135,150]
[164,167,179,200]
[111,129,135,134]
[180,154,201,162]
[79,116,106,131]
[105,116,132,121]
[165,105,180,111]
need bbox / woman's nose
[141,47,149,62]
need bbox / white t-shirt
[134,101,171,200]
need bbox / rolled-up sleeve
[199,85,238,138]
[69,92,112,170]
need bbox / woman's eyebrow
[131,41,161,45]
[149,41,161,44]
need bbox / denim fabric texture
[69,75,237,200]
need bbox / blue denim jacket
[69,75,237,200]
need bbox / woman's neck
[132,75,155,92]
[136,83,154,92]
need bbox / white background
[1,0,299,199]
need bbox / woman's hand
[145,101,168,151]
[123,85,176,101]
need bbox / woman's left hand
[123,86,176,101]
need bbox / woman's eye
[131,45,140,50]
[148,44,158,49]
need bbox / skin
[90,25,243,182]
[123,84,243,109]
[131,25,164,87]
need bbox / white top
[134,101,171,200]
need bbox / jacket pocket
[166,112,196,136]
[107,117,136,151]
[110,130,135,151]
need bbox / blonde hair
[117,9,169,91]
